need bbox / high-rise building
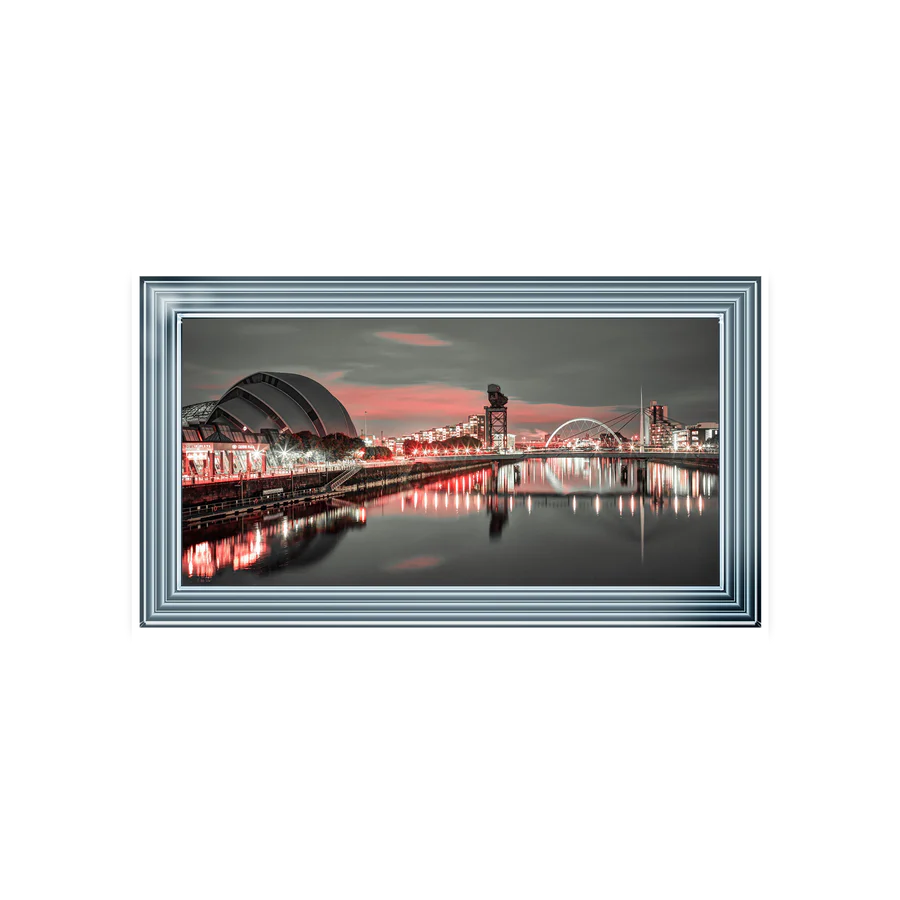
[468,414,486,445]
[648,401,673,449]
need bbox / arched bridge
[544,417,624,448]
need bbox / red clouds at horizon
[316,374,630,438]
[375,331,451,347]
[186,370,635,439]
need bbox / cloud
[315,377,483,420]
[182,316,718,426]
[515,429,550,443]
[375,331,451,347]
[310,371,638,436]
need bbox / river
[182,456,719,588]
[182,457,719,587]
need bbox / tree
[444,436,480,452]
[292,430,322,458]
[319,432,366,461]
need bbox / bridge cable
[546,409,644,444]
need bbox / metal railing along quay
[182,462,395,526]
[182,454,519,527]
[182,460,356,486]
[183,481,350,527]
[182,453,519,486]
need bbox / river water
[182,457,719,588]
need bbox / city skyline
[182,317,719,441]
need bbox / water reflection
[183,502,366,582]
[182,457,719,587]
[489,491,509,539]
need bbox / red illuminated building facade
[182,424,269,480]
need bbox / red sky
[314,372,634,441]
[182,317,718,439]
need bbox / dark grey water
[182,457,719,588]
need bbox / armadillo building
[201,371,357,438]
[181,372,358,480]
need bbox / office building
[648,401,673,450]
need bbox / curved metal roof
[267,372,357,436]
[213,395,281,433]
[219,382,319,434]
[209,372,358,438]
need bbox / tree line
[402,436,481,455]
[268,430,369,464]
[267,431,484,466]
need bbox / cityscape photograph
[181,317,720,587]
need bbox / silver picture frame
[140,277,761,626]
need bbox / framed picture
[140,277,760,626]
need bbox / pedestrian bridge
[544,417,624,448]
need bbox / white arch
[544,418,623,448]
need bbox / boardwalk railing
[181,460,356,486]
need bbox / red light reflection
[233,527,266,570]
